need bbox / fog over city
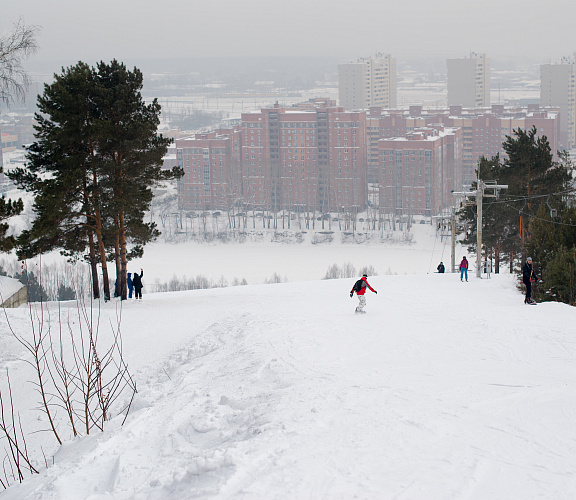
[2,0,575,67]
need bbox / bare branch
[0,18,40,106]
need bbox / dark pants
[134,286,142,299]
[524,280,532,302]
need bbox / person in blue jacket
[127,272,133,298]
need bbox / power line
[519,210,576,227]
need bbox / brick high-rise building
[176,100,558,218]
[447,53,490,108]
[338,54,397,110]
[176,128,242,210]
[241,104,368,213]
[367,104,559,187]
[541,57,576,148]
[379,126,462,216]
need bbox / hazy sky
[2,0,575,67]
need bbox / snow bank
[1,271,575,499]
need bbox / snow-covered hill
[1,271,575,499]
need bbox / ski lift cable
[428,224,439,274]
[484,189,574,205]
[518,209,576,227]
[440,230,449,262]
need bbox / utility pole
[432,211,457,272]
[453,179,507,278]
[477,181,483,278]
[451,207,456,274]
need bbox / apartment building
[447,53,490,108]
[541,58,576,148]
[338,54,397,110]
[176,103,368,213]
[367,104,559,186]
[378,126,462,216]
[176,128,242,210]
[176,98,559,217]
[241,104,368,212]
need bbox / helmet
[362,274,368,277]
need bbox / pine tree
[0,196,23,252]
[9,62,107,298]
[8,60,181,301]
[91,60,180,299]
[458,127,574,274]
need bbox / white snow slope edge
[1,273,575,499]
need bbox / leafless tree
[0,18,40,106]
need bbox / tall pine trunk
[118,210,128,301]
[94,209,110,301]
[88,228,100,298]
[113,214,127,300]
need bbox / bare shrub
[0,270,137,489]
[359,265,378,277]
[265,273,285,284]
[0,370,38,488]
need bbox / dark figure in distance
[522,257,538,304]
[132,269,144,299]
[437,262,445,273]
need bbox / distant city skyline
[2,0,575,71]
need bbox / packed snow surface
[1,269,575,499]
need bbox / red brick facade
[176,101,559,216]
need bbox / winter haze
[1,0,575,66]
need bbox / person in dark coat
[132,269,143,299]
[127,272,133,299]
[522,257,537,304]
[437,262,445,273]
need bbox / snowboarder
[132,269,144,299]
[460,256,469,282]
[437,262,445,273]
[127,272,133,299]
[522,257,538,304]
[350,274,377,314]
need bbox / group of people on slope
[126,269,144,299]
[436,257,469,280]
[437,255,538,304]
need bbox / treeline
[158,212,418,245]
[0,259,84,302]
[152,272,286,292]
[323,263,378,280]
[459,127,576,305]
[152,274,247,293]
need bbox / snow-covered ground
[0,227,575,498]
[127,222,460,287]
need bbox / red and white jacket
[357,277,376,296]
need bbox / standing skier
[522,257,538,304]
[437,262,445,273]
[460,256,469,282]
[350,274,377,314]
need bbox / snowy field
[0,225,575,499]
[1,272,575,499]
[126,222,460,287]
